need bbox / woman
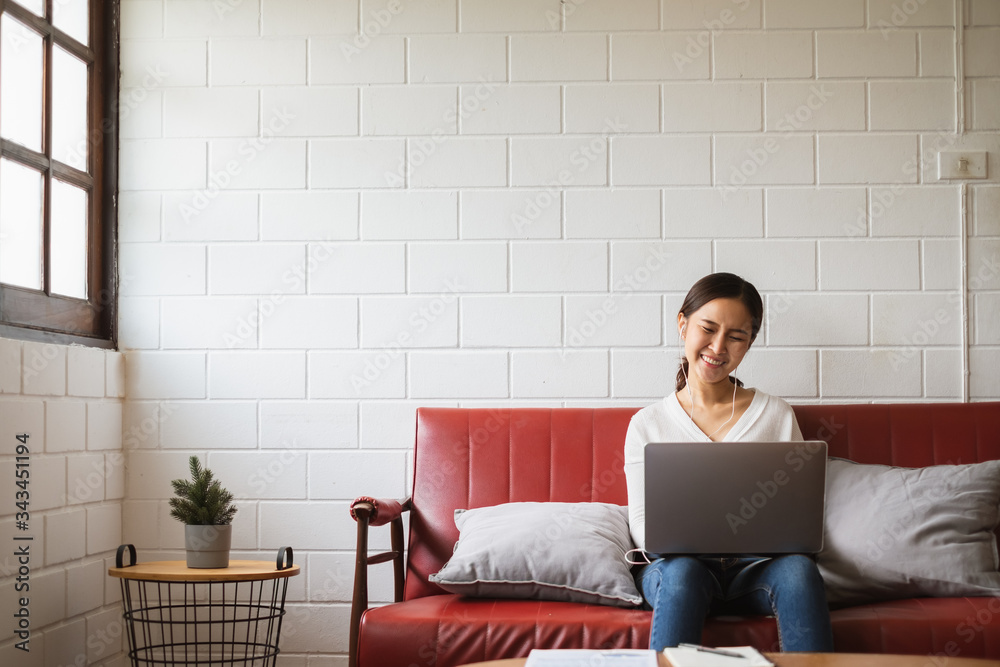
[624,272,833,652]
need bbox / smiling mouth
[701,354,725,368]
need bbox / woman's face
[678,297,755,386]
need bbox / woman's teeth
[701,355,724,367]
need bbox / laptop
[643,441,827,555]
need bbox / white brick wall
[105,0,1000,663]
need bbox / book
[662,645,774,667]
[524,649,660,667]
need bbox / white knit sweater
[624,389,804,551]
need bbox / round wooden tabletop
[108,559,300,582]
[463,654,1000,667]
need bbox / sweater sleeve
[623,414,648,551]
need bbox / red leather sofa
[349,403,1000,667]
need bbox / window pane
[53,46,90,170]
[53,0,89,46]
[1,15,44,152]
[0,159,43,291]
[9,0,44,17]
[50,179,88,299]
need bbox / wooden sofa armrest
[348,496,411,667]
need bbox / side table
[108,545,300,667]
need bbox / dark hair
[675,272,763,392]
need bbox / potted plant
[169,456,238,568]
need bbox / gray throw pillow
[817,458,1000,606]
[429,501,643,607]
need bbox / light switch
[937,151,987,180]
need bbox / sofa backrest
[405,402,1000,601]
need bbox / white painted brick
[209,451,307,500]
[262,87,358,137]
[766,188,867,238]
[87,504,122,555]
[0,399,44,443]
[565,84,659,134]
[361,296,458,348]
[512,350,608,398]
[612,136,711,186]
[2,455,57,511]
[120,88,163,139]
[106,451,125,500]
[118,297,160,349]
[310,139,405,189]
[817,31,917,77]
[360,400,452,450]
[122,0,163,39]
[66,560,104,618]
[43,618,86,667]
[460,0,561,32]
[819,240,921,290]
[262,0,357,35]
[462,296,562,347]
[308,243,405,293]
[362,86,457,136]
[972,0,1000,24]
[973,80,1000,130]
[969,239,1000,290]
[309,451,407,500]
[611,33,709,80]
[209,351,306,399]
[735,349,819,398]
[88,402,123,452]
[118,192,160,243]
[921,134,1000,186]
[261,296,358,349]
[261,401,358,449]
[460,85,561,135]
[409,137,507,188]
[45,508,86,565]
[663,83,761,132]
[511,34,608,82]
[410,351,508,398]
[22,342,66,396]
[164,0,260,37]
[0,339,19,393]
[977,294,1000,344]
[663,189,763,238]
[565,190,660,239]
[209,244,306,295]
[107,352,125,398]
[875,293,961,347]
[209,139,307,190]
[125,352,206,400]
[461,190,561,239]
[164,88,259,138]
[123,499,164,546]
[25,568,64,629]
[870,81,955,131]
[119,243,206,296]
[715,135,814,185]
[361,191,458,240]
[512,137,608,187]
[663,0,762,28]
[919,29,955,77]
[410,35,506,83]
[869,0,954,27]
[715,32,813,79]
[163,191,258,242]
[818,135,919,184]
[821,349,922,398]
[261,192,358,241]
[127,451,204,500]
[565,294,661,347]
[119,139,206,190]
[765,82,865,132]
[120,39,207,87]
[566,0,658,30]
[309,551,394,603]
[282,600,353,654]
[611,349,677,398]
[67,347,106,398]
[67,452,105,505]
[716,241,816,291]
[965,28,1000,76]
[975,185,1000,236]
[87,607,124,663]
[766,0,864,28]
[45,400,85,452]
[511,242,608,292]
[212,39,307,85]
[766,294,867,346]
[971,348,1000,399]
[924,239,960,290]
[362,0,455,33]
[409,242,507,292]
[261,502,342,549]
[611,241,711,292]
[310,36,405,85]
[309,351,406,399]
[871,186,960,236]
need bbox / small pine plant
[169,456,238,526]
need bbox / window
[0,0,118,347]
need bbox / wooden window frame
[0,0,118,348]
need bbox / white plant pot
[184,524,232,569]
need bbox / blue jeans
[635,555,834,652]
